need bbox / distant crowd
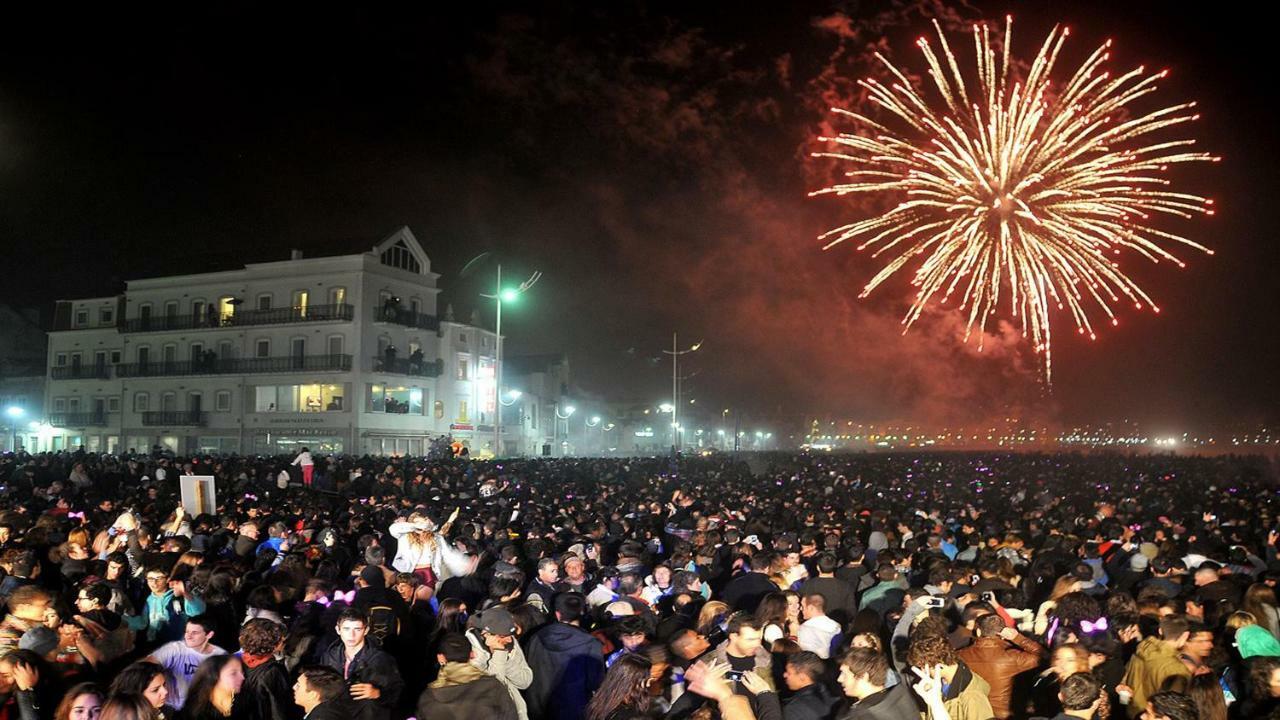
[0,448,1277,720]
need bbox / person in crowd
[836,647,921,719]
[525,593,605,720]
[415,633,517,720]
[236,620,292,720]
[291,667,349,720]
[777,651,838,720]
[109,661,174,720]
[319,609,402,720]
[465,607,533,720]
[794,594,841,659]
[146,616,226,710]
[1120,615,1192,716]
[583,653,653,720]
[178,655,244,720]
[54,682,105,720]
[906,632,994,720]
[956,612,1045,719]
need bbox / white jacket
[388,522,472,579]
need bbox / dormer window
[380,240,421,273]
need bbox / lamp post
[662,334,701,453]
[499,389,523,454]
[555,403,576,456]
[466,254,541,459]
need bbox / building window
[160,392,177,412]
[256,339,270,358]
[164,301,179,319]
[459,333,467,344]
[110,351,121,363]
[458,399,469,423]
[366,384,424,415]
[215,391,232,412]
[379,239,421,273]
[329,286,347,305]
[75,310,88,326]
[100,308,114,324]
[254,384,346,412]
[134,392,149,412]
[327,335,344,356]
[218,296,236,323]
[54,353,68,367]
[456,353,470,380]
[434,400,444,419]
[53,398,66,412]
[188,392,203,412]
[292,290,309,316]
[137,346,150,365]
[192,300,206,323]
[107,397,121,413]
[257,294,273,311]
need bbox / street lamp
[466,253,542,458]
[500,389,523,405]
[554,403,576,456]
[661,334,701,453]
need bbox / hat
[605,601,635,617]
[478,608,517,635]
[1237,624,1280,659]
[1139,542,1159,560]
[359,565,385,587]
[19,626,58,657]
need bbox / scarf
[429,661,487,689]
[243,652,274,669]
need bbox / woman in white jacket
[388,508,471,599]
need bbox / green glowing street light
[500,288,520,303]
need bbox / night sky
[1,1,1276,432]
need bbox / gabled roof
[372,226,432,276]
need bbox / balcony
[51,364,112,380]
[141,411,208,427]
[371,356,443,377]
[374,305,440,331]
[49,412,109,427]
[117,354,353,378]
[119,303,354,333]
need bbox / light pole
[5,406,24,453]
[466,254,541,459]
[662,334,701,453]
[555,403,576,456]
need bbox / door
[94,398,106,423]
[291,338,306,369]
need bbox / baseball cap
[478,608,517,635]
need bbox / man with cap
[466,607,533,720]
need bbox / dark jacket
[320,642,404,720]
[416,662,518,720]
[783,683,841,720]
[841,683,921,720]
[302,699,350,720]
[797,576,857,629]
[722,572,777,613]
[525,622,605,720]
[239,659,296,720]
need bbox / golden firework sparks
[812,17,1218,381]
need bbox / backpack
[366,605,400,644]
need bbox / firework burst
[811,16,1218,381]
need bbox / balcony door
[291,338,306,369]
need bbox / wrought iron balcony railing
[141,411,208,426]
[116,354,353,378]
[119,303,354,333]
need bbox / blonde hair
[697,601,729,634]
[1226,611,1258,630]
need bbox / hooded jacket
[416,662,518,720]
[466,628,533,720]
[524,622,605,720]
[1120,637,1191,718]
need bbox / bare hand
[910,665,945,706]
[12,660,38,691]
[686,660,733,702]
[998,627,1019,642]
[350,683,381,701]
[740,671,771,696]
[448,507,460,524]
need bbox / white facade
[43,227,521,456]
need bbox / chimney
[290,249,303,260]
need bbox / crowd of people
[0,447,1277,720]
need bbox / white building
[44,227,523,456]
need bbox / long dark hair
[584,654,652,720]
[754,592,789,629]
[184,655,242,718]
[110,661,168,702]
